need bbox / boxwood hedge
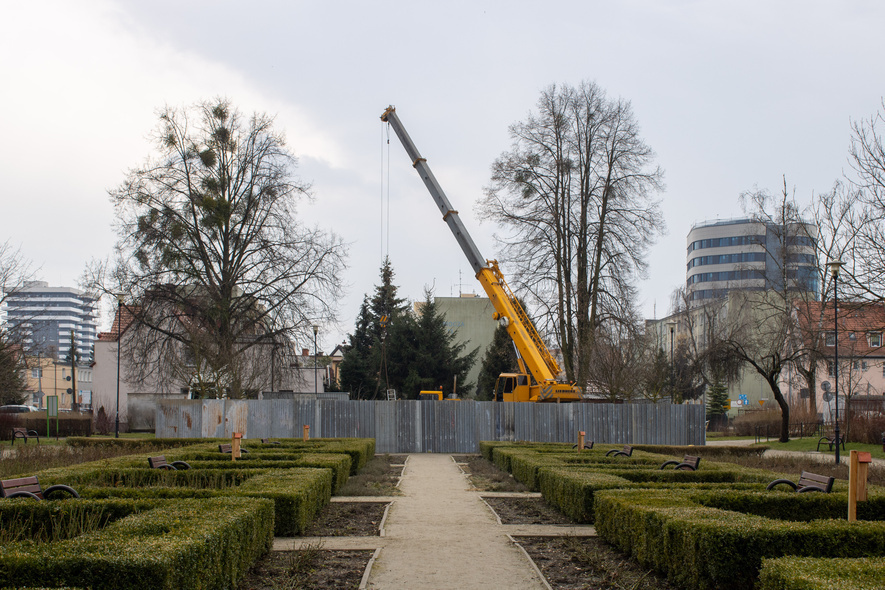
[757,556,885,590]
[0,497,273,590]
[594,488,885,590]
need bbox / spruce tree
[338,298,378,399]
[706,381,729,422]
[386,289,478,399]
[476,324,518,400]
[338,258,410,399]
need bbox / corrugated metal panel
[155,400,704,451]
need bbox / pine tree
[476,324,518,400]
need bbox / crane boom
[381,106,581,402]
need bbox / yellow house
[24,356,93,410]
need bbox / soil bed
[483,496,572,525]
[337,454,405,497]
[516,536,678,590]
[303,502,389,536]
[237,546,374,590]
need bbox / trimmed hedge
[536,466,766,522]
[632,444,770,459]
[594,488,885,590]
[0,497,273,590]
[65,437,207,450]
[757,556,885,590]
[74,467,331,536]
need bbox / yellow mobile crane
[381,106,582,403]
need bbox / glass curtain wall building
[686,218,818,306]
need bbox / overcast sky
[1,1,883,351]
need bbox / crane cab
[494,373,531,402]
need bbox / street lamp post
[313,325,319,395]
[115,294,123,439]
[668,321,676,401]
[828,261,844,464]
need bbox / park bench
[0,476,79,500]
[816,434,845,452]
[11,427,39,445]
[572,441,594,449]
[147,456,191,470]
[218,443,249,454]
[605,445,633,457]
[766,471,835,493]
[659,454,701,471]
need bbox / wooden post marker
[232,432,242,460]
[848,450,872,522]
[303,424,310,442]
[577,431,585,452]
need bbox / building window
[824,332,836,347]
[862,361,869,371]
[31,368,42,379]
[869,332,882,348]
[828,361,834,377]
[848,332,856,341]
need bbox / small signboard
[46,395,59,440]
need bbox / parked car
[0,404,39,413]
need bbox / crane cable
[377,121,392,399]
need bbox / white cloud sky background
[1,0,883,351]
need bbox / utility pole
[69,330,78,411]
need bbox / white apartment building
[4,281,99,361]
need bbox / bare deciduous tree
[87,99,347,397]
[0,241,36,405]
[479,81,665,387]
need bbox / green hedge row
[0,497,273,590]
[536,465,767,522]
[757,556,885,590]
[594,488,885,590]
[65,437,206,450]
[73,468,332,536]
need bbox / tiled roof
[97,305,138,342]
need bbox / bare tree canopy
[479,81,665,386]
[0,240,36,307]
[0,241,34,405]
[89,99,347,397]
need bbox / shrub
[758,556,885,590]
[733,409,781,436]
[594,488,885,590]
[847,413,885,444]
[0,497,274,590]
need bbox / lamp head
[827,260,844,278]
[312,325,319,336]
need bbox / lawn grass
[753,437,885,459]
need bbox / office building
[686,217,818,305]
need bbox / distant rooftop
[690,217,754,231]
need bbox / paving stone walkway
[274,453,596,589]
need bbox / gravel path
[365,453,548,589]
